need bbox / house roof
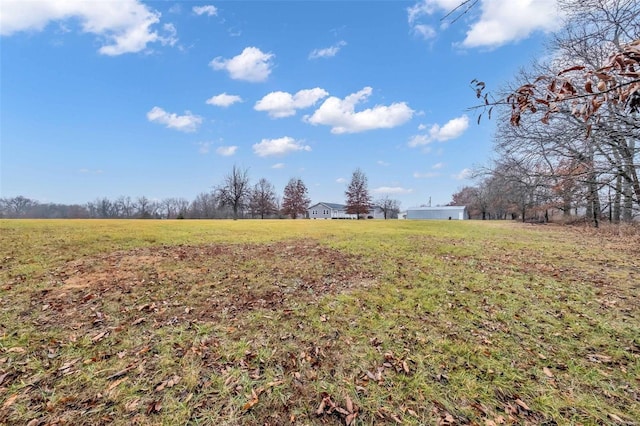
[309,202,347,210]
[309,202,383,211]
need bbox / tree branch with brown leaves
[472,39,640,132]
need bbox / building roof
[407,206,467,211]
[309,202,347,210]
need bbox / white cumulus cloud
[255,88,328,118]
[193,5,218,16]
[0,0,174,55]
[147,106,202,132]
[304,87,414,134]
[309,40,347,59]
[407,0,459,37]
[412,24,436,40]
[429,115,469,141]
[407,0,563,48]
[408,134,430,147]
[453,168,473,180]
[408,115,468,147]
[210,47,274,82]
[272,163,285,169]
[373,186,414,195]
[206,93,242,107]
[216,146,238,156]
[462,0,563,48]
[252,137,311,157]
[336,177,347,183]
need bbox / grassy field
[0,219,638,425]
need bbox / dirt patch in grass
[2,241,382,425]
[38,241,378,328]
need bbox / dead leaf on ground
[125,398,140,412]
[346,412,358,425]
[106,364,136,380]
[91,331,108,342]
[514,399,530,411]
[107,377,128,392]
[316,398,327,415]
[608,413,632,424]
[390,413,404,423]
[242,397,259,411]
[3,393,18,409]
[146,400,162,414]
[588,353,612,363]
[346,395,354,413]
[155,375,181,392]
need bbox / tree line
[462,0,639,226]
[1,166,400,220]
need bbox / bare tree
[136,196,152,218]
[174,198,190,219]
[161,198,176,219]
[115,196,136,218]
[250,178,278,219]
[448,186,484,219]
[214,165,251,220]
[376,195,400,219]
[345,168,372,219]
[281,178,310,219]
[189,192,218,218]
[472,0,640,226]
[1,196,37,217]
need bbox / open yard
[0,219,638,425]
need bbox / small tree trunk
[563,194,572,218]
[623,176,633,223]
[613,174,622,223]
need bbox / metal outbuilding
[406,206,469,220]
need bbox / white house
[405,206,469,220]
[308,202,385,219]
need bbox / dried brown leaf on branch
[473,39,640,128]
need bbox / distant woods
[1,167,402,220]
[0,176,280,220]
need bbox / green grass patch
[0,219,638,425]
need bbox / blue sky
[1,0,563,208]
